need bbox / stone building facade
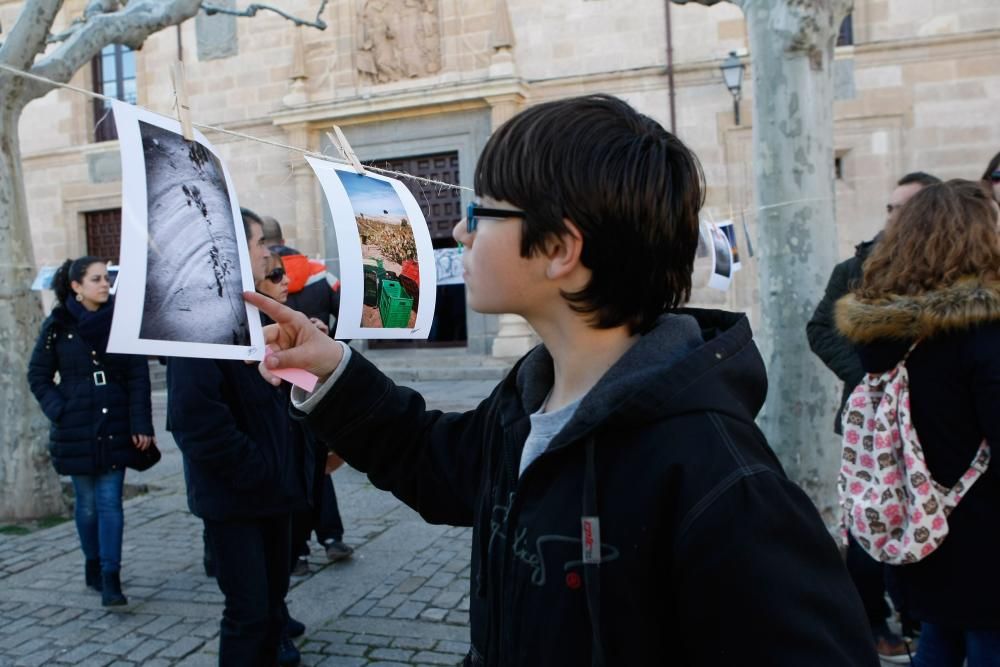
[7,0,1000,355]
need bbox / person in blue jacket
[249,95,879,666]
[28,256,155,607]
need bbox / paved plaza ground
[0,373,497,667]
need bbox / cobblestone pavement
[0,377,496,667]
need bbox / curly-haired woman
[836,180,1000,666]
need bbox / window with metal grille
[91,44,137,142]
[369,152,462,247]
[85,209,122,262]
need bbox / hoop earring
[75,293,84,302]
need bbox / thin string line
[0,63,850,242]
[0,62,474,193]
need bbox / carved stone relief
[196,0,239,61]
[356,0,442,84]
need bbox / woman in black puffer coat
[836,180,1000,667]
[28,257,155,607]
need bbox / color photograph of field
[335,171,420,328]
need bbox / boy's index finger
[243,291,298,324]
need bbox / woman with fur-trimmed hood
[836,179,1000,665]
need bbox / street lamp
[720,51,745,126]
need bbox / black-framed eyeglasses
[991,171,1000,183]
[466,202,526,233]
[264,267,286,284]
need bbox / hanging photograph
[706,221,734,291]
[434,247,465,286]
[717,219,742,271]
[107,101,263,360]
[306,157,436,339]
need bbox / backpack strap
[900,339,921,363]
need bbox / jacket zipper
[497,417,526,666]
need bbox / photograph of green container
[337,172,420,328]
[378,279,414,328]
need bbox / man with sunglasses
[168,208,306,667]
[259,218,355,569]
[807,170,940,661]
[248,95,877,665]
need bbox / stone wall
[9,0,1000,347]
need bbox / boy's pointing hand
[244,291,344,386]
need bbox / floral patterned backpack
[838,341,991,565]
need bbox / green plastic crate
[363,259,387,307]
[378,279,413,328]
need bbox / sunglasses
[466,202,526,233]
[991,171,1000,183]
[264,267,286,284]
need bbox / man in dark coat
[807,171,941,435]
[250,95,879,666]
[806,171,940,659]
[168,209,304,667]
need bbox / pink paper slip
[264,346,319,393]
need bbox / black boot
[101,571,127,607]
[85,559,102,593]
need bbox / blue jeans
[71,470,125,574]
[914,622,1000,667]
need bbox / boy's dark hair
[52,256,102,305]
[475,94,704,334]
[240,207,263,238]
[897,171,941,187]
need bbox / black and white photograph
[707,221,734,291]
[305,156,436,340]
[107,101,263,360]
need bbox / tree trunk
[0,88,67,520]
[744,1,846,524]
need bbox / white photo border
[107,101,264,361]
[306,157,437,340]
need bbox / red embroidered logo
[565,572,581,590]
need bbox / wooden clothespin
[326,126,365,175]
[170,61,194,142]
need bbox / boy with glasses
[248,95,877,665]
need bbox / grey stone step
[363,348,513,383]
[149,350,513,389]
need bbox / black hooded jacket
[836,278,1000,629]
[302,308,877,666]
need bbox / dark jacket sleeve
[167,358,277,491]
[672,471,879,666]
[302,351,496,526]
[126,356,154,436]
[27,320,66,423]
[807,259,864,383]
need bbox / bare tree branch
[670,0,740,6]
[202,0,329,30]
[25,0,203,100]
[0,0,65,70]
